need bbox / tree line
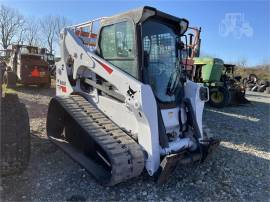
[0,5,69,54]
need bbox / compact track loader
[47,6,219,185]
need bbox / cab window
[100,21,137,78]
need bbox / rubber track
[53,95,144,185]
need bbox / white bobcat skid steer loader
[47,6,219,185]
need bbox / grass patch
[2,84,18,94]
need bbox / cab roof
[101,6,188,35]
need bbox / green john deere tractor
[183,27,248,108]
[193,57,248,108]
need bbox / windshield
[142,19,180,103]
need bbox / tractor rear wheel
[1,93,30,176]
[208,87,230,108]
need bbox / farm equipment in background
[222,64,249,104]
[183,27,248,108]
[192,57,231,107]
[0,61,30,176]
[2,44,51,88]
[181,27,201,79]
[40,48,56,77]
[0,49,12,79]
[46,6,219,186]
[243,73,270,93]
[192,57,249,107]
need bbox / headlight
[199,87,209,101]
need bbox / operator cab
[97,6,188,107]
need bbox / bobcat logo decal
[127,86,137,98]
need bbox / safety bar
[67,17,107,29]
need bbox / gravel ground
[1,86,269,201]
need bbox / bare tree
[40,16,57,53]
[55,16,69,40]
[40,16,69,54]
[25,18,40,46]
[16,23,26,45]
[0,5,25,49]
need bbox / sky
[1,0,269,66]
